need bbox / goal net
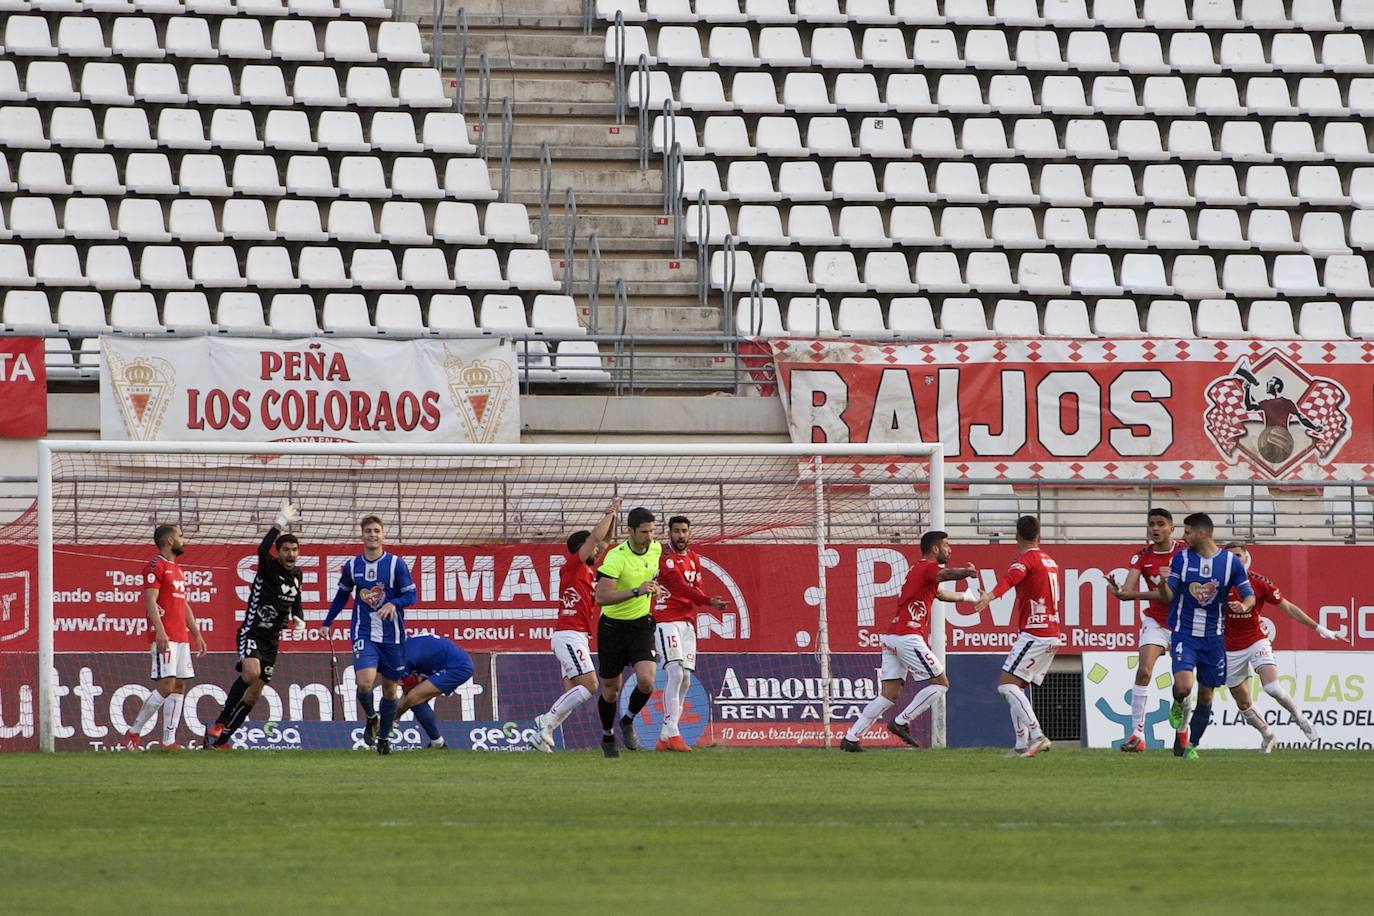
[10,442,945,752]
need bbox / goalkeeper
[205,501,305,749]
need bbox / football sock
[225,700,254,739]
[1189,703,1212,747]
[845,696,893,743]
[999,684,1038,745]
[895,684,947,726]
[661,663,686,738]
[216,677,250,726]
[129,690,166,734]
[1263,681,1317,737]
[161,692,184,745]
[626,685,652,717]
[598,696,617,737]
[412,702,440,741]
[357,688,376,720]
[1173,686,1194,732]
[1130,684,1150,737]
[549,684,593,727]
[378,696,398,743]
[1241,706,1273,737]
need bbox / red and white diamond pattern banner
[771,337,1374,482]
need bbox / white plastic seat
[427,294,477,333]
[934,162,986,204]
[346,67,398,107]
[421,113,474,155]
[6,16,59,56]
[134,245,189,289]
[1121,253,1171,295]
[444,159,498,200]
[375,294,425,333]
[61,197,116,241]
[1270,122,1321,162]
[321,294,373,333]
[858,116,910,158]
[884,74,933,112]
[889,206,938,245]
[1197,210,1250,253]
[1011,118,1062,158]
[1356,171,1374,209]
[1069,253,1121,295]
[107,292,160,331]
[376,21,427,64]
[1244,166,1296,206]
[295,66,345,106]
[1298,78,1349,117]
[1013,252,1067,295]
[782,72,831,112]
[991,208,1040,249]
[1222,254,1276,297]
[778,161,829,201]
[860,252,915,293]
[218,18,269,61]
[324,19,375,63]
[814,251,866,292]
[227,154,282,197]
[1298,301,1348,339]
[1143,299,1193,337]
[54,292,108,336]
[1246,210,1298,252]
[940,298,993,337]
[375,201,430,246]
[76,62,130,106]
[1041,298,1090,336]
[46,107,101,149]
[832,297,883,336]
[190,246,245,288]
[762,250,815,292]
[455,249,509,290]
[179,153,230,196]
[1116,32,1168,74]
[915,252,967,292]
[941,207,991,248]
[1169,33,1220,74]
[243,247,295,288]
[0,106,49,149]
[990,299,1038,336]
[111,17,163,59]
[605,25,653,65]
[271,20,325,61]
[1090,208,1141,248]
[316,111,366,152]
[56,17,109,58]
[389,157,442,200]
[67,153,120,196]
[887,296,936,336]
[241,65,292,106]
[432,202,485,244]
[101,107,160,152]
[154,108,207,151]
[883,163,934,202]
[18,152,72,194]
[861,27,912,69]
[349,249,403,290]
[1043,164,1093,206]
[754,116,806,157]
[121,153,177,197]
[326,200,379,243]
[702,116,753,156]
[286,156,338,197]
[686,203,732,246]
[832,161,882,201]
[262,110,314,152]
[1144,209,1195,249]
[157,292,211,330]
[399,68,449,108]
[1322,34,1373,74]
[479,295,530,335]
[1271,32,1320,75]
[10,197,60,239]
[807,116,859,156]
[166,18,217,59]
[115,199,169,243]
[1172,255,1224,298]
[298,247,351,288]
[1324,123,1374,163]
[165,198,218,242]
[991,74,1040,113]
[1247,300,1295,337]
[1092,298,1146,337]
[181,64,237,105]
[785,297,837,337]
[735,295,784,336]
[965,29,1012,70]
[216,293,266,331]
[1196,298,1246,337]
[1272,255,1324,296]
[788,205,836,246]
[268,202,322,243]
[529,294,582,335]
[710,249,757,292]
[269,295,321,333]
[1016,30,1067,70]
[810,27,859,68]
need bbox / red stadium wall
[4,542,1370,654]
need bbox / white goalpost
[33,440,945,753]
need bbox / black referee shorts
[597,615,656,678]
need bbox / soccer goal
[21,441,945,753]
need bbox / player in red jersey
[530,497,620,753]
[122,524,207,750]
[840,530,978,752]
[1106,507,1185,752]
[653,515,729,752]
[1221,543,1339,752]
[973,515,1062,758]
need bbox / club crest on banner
[1203,351,1351,479]
[444,353,514,444]
[107,351,176,441]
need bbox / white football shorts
[551,630,594,681]
[1226,638,1277,689]
[878,633,945,681]
[150,641,194,680]
[656,620,697,670]
[1139,616,1172,650]
[1002,632,1058,686]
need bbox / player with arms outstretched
[973,515,1061,758]
[1106,507,1185,751]
[1222,542,1340,751]
[841,530,977,752]
[204,501,305,749]
[323,515,417,748]
[1157,513,1253,759]
[653,515,729,752]
[530,497,620,753]
[593,507,662,758]
[123,524,207,750]
[381,634,475,754]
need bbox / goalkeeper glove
[1316,625,1339,640]
[274,500,299,529]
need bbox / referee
[593,506,663,758]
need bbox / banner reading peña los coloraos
[771,337,1368,481]
[100,336,519,444]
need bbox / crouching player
[378,634,475,755]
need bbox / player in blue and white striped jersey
[323,514,417,748]
[1158,512,1254,760]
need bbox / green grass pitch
[3,748,1371,915]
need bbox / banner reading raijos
[100,336,519,444]
[772,337,1372,481]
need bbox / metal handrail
[476,51,491,159]
[697,187,711,310]
[454,6,469,113]
[635,54,649,159]
[721,234,737,320]
[431,0,446,72]
[587,231,602,326]
[670,142,685,260]
[562,187,578,295]
[612,12,626,125]
[584,0,596,34]
[659,99,676,213]
[499,96,513,201]
[538,141,553,250]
